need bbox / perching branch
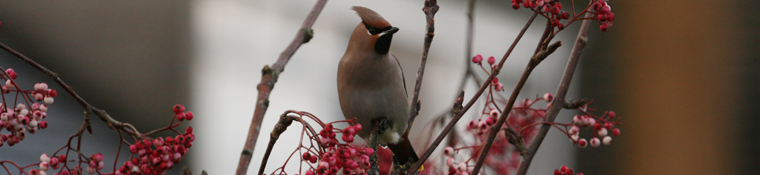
[407,0,439,130]
[236,0,328,174]
[409,12,538,174]
[515,6,595,175]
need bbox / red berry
[5,69,17,79]
[172,104,185,114]
[607,13,615,21]
[129,145,138,153]
[309,155,317,163]
[578,139,588,148]
[48,89,58,97]
[302,152,311,160]
[600,24,608,32]
[487,56,496,65]
[612,128,621,136]
[485,117,495,125]
[39,121,48,129]
[176,112,185,121]
[185,112,194,120]
[604,122,614,130]
[512,2,520,9]
[345,127,356,135]
[472,54,483,63]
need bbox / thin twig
[409,12,538,174]
[515,5,595,175]
[407,0,439,129]
[258,113,299,175]
[470,41,562,175]
[0,42,141,138]
[236,0,328,174]
[458,0,477,91]
[443,0,476,154]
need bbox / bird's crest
[352,6,391,29]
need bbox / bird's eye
[367,28,380,35]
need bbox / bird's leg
[368,118,389,175]
[368,131,380,175]
[389,154,419,175]
[389,155,407,175]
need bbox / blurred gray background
[0,0,757,175]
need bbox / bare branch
[408,0,439,130]
[236,0,329,174]
[515,5,596,175]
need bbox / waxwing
[337,6,419,165]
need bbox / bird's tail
[387,135,419,166]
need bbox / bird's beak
[379,27,399,37]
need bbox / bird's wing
[392,54,407,97]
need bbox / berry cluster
[592,0,615,31]
[86,153,105,174]
[113,106,196,175]
[570,111,620,148]
[444,157,474,175]
[115,128,195,175]
[172,104,194,121]
[510,0,615,31]
[511,0,571,29]
[0,68,55,147]
[29,153,105,175]
[307,123,374,175]
[433,54,621,174]
[471,54,504,91]
[436,82,552,174]
[29,154,66,175]
[553,165,582,175]
[463,96,551,175]
[14,105,195,175]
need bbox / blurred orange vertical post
[617,1,740,174]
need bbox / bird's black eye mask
[365,24,399,55]
[364,22,394,35]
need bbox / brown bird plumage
[338,6,418,165]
